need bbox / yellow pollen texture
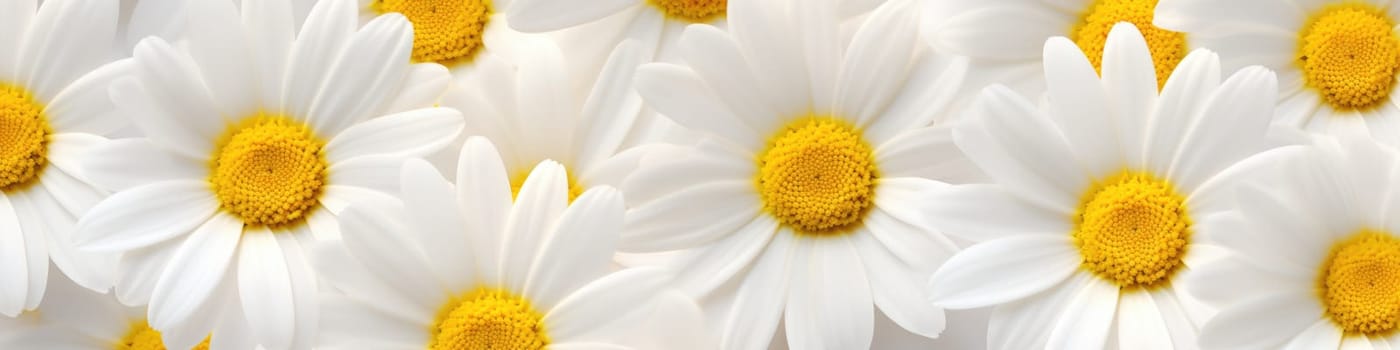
[1071,0,1188,88]
[757,117,876,236]
[509,166,585,203]
[1298,4,1400,110]
[1072,172,1190,288]
[115,321,211,350]
[209,114,327,228]
[647,0,726,23]
[0,83,49,192]
[372,0,491,66]
[1319,230,1400,335]
[430,288,548,350]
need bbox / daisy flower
[925,23,1280,349]
[0,270,255,349]
[316,138,707,350]
[0,0,136,317]
[1156,0,1400,141]
[502,0,733,64]
[622,0,973,347]
[438,38,663,201]
[1184,138,1400,349]
[356,0,551,78]
[923,0,1188,97]
[70,0,464,348]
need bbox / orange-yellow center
[371,0,492,66]
[1297,3,1400,110]
[647,0,726,23]
[209,114,327,227]
[429,288,548,350]
[1071,0,1188,88]
[757,117,877,236]
[0,83,49,192]
[1319,229,1400,335]
[1072,171,1190,288]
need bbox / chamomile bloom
[439,39,662,201]
[1184,138,1400,349]
[923,0,1188,97]
[623,0,973,347]
[70,0,464,348]
[1155,0,1400,142]
[316,138,706,350]
[0,270,256,350]
[925,23,1280,349]
[502,0,734,65]
[357,0,548,77]
[0,0,136,317]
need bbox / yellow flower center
[1071,0,1188,88]
[115,321,210,350]
[0,83,50,192]
[429,288,548,350]
[371,0,491,66]
[509,166,584,203]
[1319,229,1400,335]
[209,114,328,228]
[1072,171,1190,289]
[757,117,876,236]
[1297,4,1400,111]
[646,0,726,23]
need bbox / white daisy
[355,0,553,78]
[70,0,464,348]
[1183,138,1400,349]
[924,23,1281,349]
[1156,0,1400,142]
[0,0,135,317]
[316,138,707,350]
[502,0,733,65]
[622,0,973,347]
[923,0,1189,98]
[0,269,255,349]
[437,38,664,201]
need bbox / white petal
[500,161,569,290]
[525,187,624,307]
[1153,0,1302,34]
[35,165,104,219]
[727,0,810,111]
[1145,49,1221,177]
[398,160,474,291]
[784,237,874,349]
[928,235,1080,309]
[852,233,946,339]
[126,39,223,157]
[325,107,463,163]
[73,181,217,252]
[379,63,450,115]
[82,139,203,192]
[1043,36,1122,177]
[675,25,783,138]
[327,155,404,195]
[184,0,256,118]
[455,137,513,284]
[1101,23,1159,168]
[1045,279,1119,350]
[922,183,1070,243]
[547,343,631,350]
[283,0,355,121]
[148,213,241,330]
[317,294,426,347]
[721,232,792,349]
[44,58,134,135]
[634,63,762,149]
[621,141,751,205]
[957,86,1086,212]
[862,208,959,273]
[505,0,633,32]
[17,0,117,100]
[307,14,413,134]
[19,188,115,293]
[1284,318,1342,350]
[621,181,759,252]
[0,0,35,81]
[511,40,577,163]
[237,229,295,350]
[1198,291,1323,349]
[667,216,777,297]
[311,243,432,323]
[542,268,669,341]
[574,40,649,168]
[44,133,107,183]
[1117,291,1174,350]
[338,202,445,309]
[114,239,178,306]
[987,272,1094,350]
[863,54,968,144]
[0,194,28,316]
[797,0,838,111]
[929,4,1065,60]
[1184,257,1301,307]
[836,0,918,129]
[241,0,295,106]
[873,125,979,181]
[1169,66,1278,191]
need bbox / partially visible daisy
[1184,138,1400,349]
[0,269,253,349]
[503,0,732,64]
[923,0,1188,97]
[1156,0,1400,142]
[0,0,134,317]
[925,23,1280,349]
[438,38,664,201]
[71,0,463,348]
[316,138,707,350]
[356,0,549,77]
[623,0,973,347]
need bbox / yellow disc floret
[509,166,585,203]
[115,321,211,350]
[430,288,548,350]
[647,0,726,23]
[1071,0,1188,88]
[209,114,327,228]
[757,117,876,236]
[1072,171,1190,288]
[1319,229,1400,335]
[0,83,49,192]
[1297,4,1400,110]
[371,0,491,66]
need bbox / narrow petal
[929,4,1066,60]
[987,272,1094,350]
[1168,66,1278,191]
[574,40,649,168]
[500,161,569,290]
[853,233,946,339]
[379,63,450,115]
[1045,279,1119,350]
[148,213,241,331]
[525,188,624,308]
[621,181,760,252]
[1283,319,1343,350]
[784,237,874,349]
[1100,23,1159,168]
[126,39,223,157]
[184,0,256,117]
[18,0,117,100]
[237,229,295,350]
[667,216,777,297]
[325,107,463,163]
[505,0,634,32]
[675,25,783,137]
[957,86,1086,212]
[836,0,918,128]
[634,63,762,149]
[73,181,218,252]
[922,183,1070,243]
[1043,37,1121,177]
[398,160,474,291]
[44,58,134,135]
[1198,291,1322,349]
[928,235,1080,309]
[542,268,669,341]
[0,194,29,317]
[307,13,413,134]
[455,137,512,284]
[283,0,355,120]
[338,202,445,309]
[721,232,793,350]
[1117,291,1174,350]
[82,139,204,192]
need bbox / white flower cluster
[0,0,1397,349]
